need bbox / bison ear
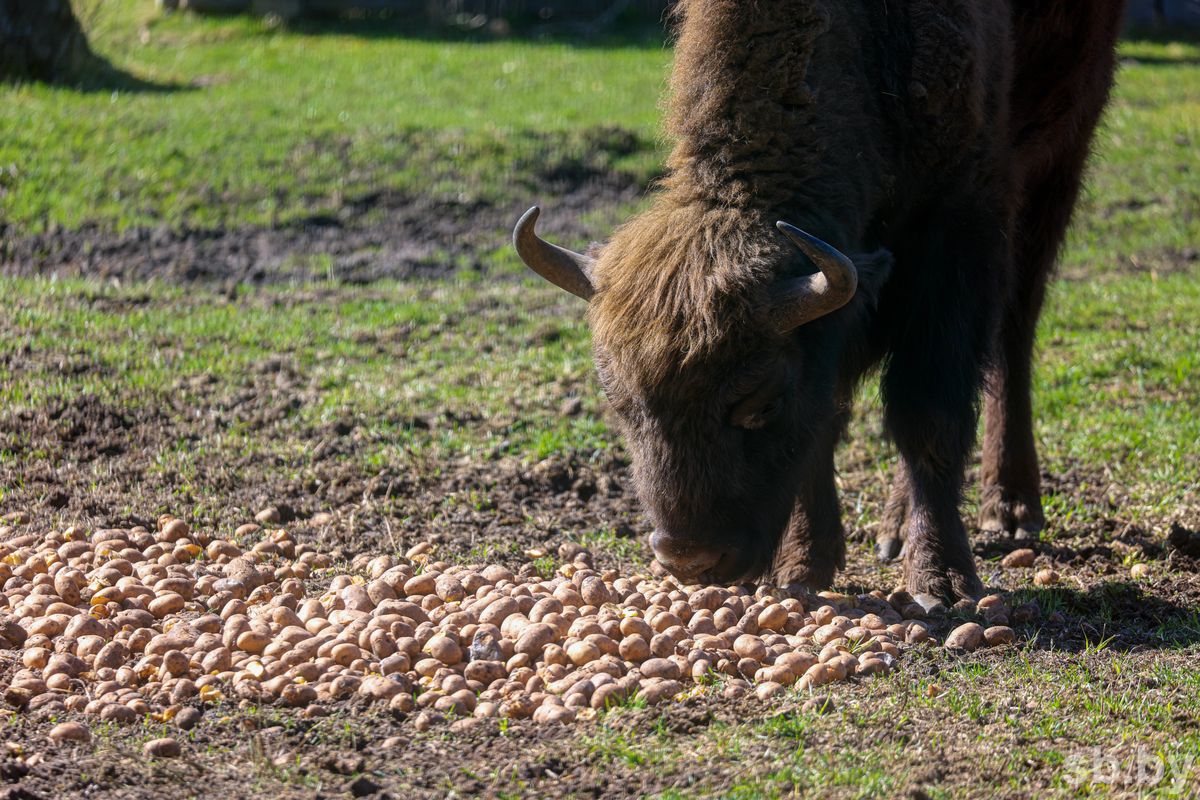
[513,206,597,301]
[847,248,893,310]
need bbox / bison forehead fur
[589,203,780,389]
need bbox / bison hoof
[979,487,1044,542]
[876,536,903,563]
[905,564,984,608]
[911,593,948,617]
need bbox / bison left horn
[771,221,859,332]
[513,206,596,301]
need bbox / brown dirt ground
[0,128,648,287]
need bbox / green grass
[1035,273,1200,523]
[0,277,595,450]
[3,3,1197,276]
[4,264,1191,540]
[632,651,1200,798]
[0,0,669,232]
[1070,40,1200,278]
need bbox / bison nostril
[649,530,724,579]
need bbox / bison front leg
[771,435,845,589]
[884,394,986,609]
[880,199,1005,609]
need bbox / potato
[532,704,576,724]
[944,622,984,651]
[983,625,1016,646]
[733,634,766,662]
[48,721,91,745]
[754,665,796,686]
[756,604,788,632]
[755,681,785,701]
[566,640,600,666]
[798,662,833,690]
[639,657,681,681]
[1033,568,1059,587]
[235,630,271,654]
[143,737,182,758]
[425,634,462,666]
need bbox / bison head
[514,203,890,585]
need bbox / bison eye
[731,392,784,430]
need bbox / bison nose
[649,530,725,581]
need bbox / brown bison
[514,0,1127,610]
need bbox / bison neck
[662,0,893,249]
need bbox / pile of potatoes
[0,515,944,728]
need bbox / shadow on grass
[1120,52,1200,65]
[1007,581,1200,653]
[65,53,193,94]
[4,53,192,94]
[1123,28,1200,44]
[271,12,670,49]
[1121,30,1200,65]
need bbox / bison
[513,0,1127,610]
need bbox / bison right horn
[513,206,596,301]
[770,221,859,332]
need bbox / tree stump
[0,0,96,83]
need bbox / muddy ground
[0,128,648,287]
[2,166,1199,799]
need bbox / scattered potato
[48,721,91,745]
[1033,568,1060,587]
[143,737,182,758]
[1001,548,1037,569]
[944,622,984,652]
[983,625,1016,646]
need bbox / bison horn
[770,221,859,332]
[513,206,596,301]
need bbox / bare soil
[0,128,649,287]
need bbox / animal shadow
[1006,581,1200,653]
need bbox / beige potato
[48,721,91,745]
[733,634,767,661]
[757,604,788,632]
[566,640,601,666]
[143,737,182,758]
[638,679,683,705]
[425,634,462,666]
[944,622,984,652]
[755,681,785,700]
[1034,568,1060,587]
[235,629,271,654]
